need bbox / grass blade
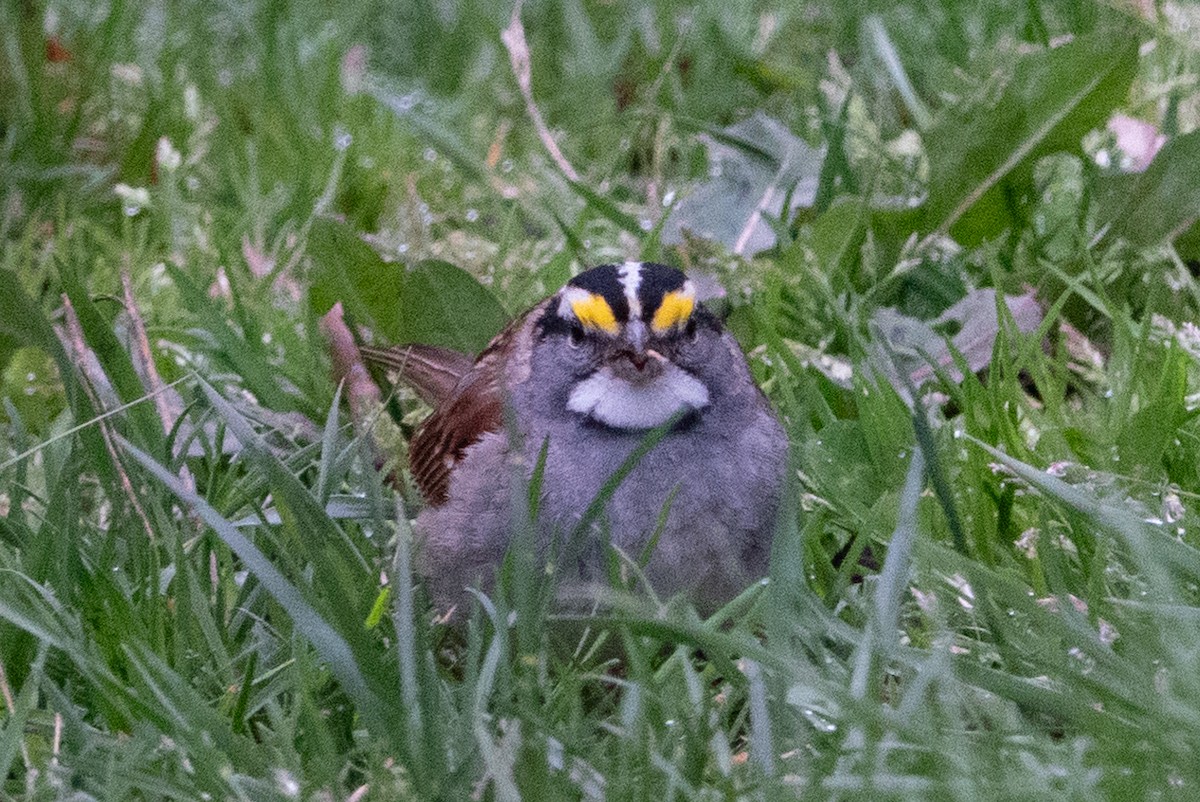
[117,438,384,728]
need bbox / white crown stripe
[619,260,643,320]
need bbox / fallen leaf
[871,288,1044,393]
[663,113,825,256]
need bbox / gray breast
[524,401,787,610]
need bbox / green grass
[3,0,1200,798]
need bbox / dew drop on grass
[639,218,652,231]
[123,204,141,217]
[465,208,479,222]
[662,189,676,206]
[334,130,352,151]
[501,158,514,173]
[800,708,836,732]
[423,147,438,162]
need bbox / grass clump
[4,0,1200,798]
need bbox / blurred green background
[4,0,1200,799]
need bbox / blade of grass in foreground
[849,448,924,701]
[968,435,1200,592]
[194,379,374,614]
[117,438,386,733]
[0,646,45,783]
[390,497,428,775]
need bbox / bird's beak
[609,319,665,383]
[625,318,648,354]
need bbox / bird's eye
[684,318,699,343]
[568,323,586,348]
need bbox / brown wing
[360,344,474,407]
[407,321,526,506]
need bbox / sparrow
[364,261,787,617]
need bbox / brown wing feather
[407,323,522,506]
[360,344,474,407]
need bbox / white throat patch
[567,363,710,429]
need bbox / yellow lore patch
[570,293,620,335]
[651,289,695,333]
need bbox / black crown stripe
[633,262,688,322]
[566,263,630,324]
